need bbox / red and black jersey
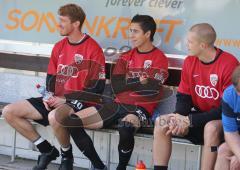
[47,34,105,96]
[113,47,168,115]
[178,48,239,112]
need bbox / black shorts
[27,97,86,126]
[182,126,224,145]
[175,111,205,145]
[182,127,204,145]
[180,111,224,145]
[96,102,150,128]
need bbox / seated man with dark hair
[49,14,169,170]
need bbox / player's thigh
[3,98,43,120]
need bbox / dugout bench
[0,51,202,170]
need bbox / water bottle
[135,160,146,170]
[36,84,53,101]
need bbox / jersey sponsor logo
[74,54,84,64]
[210,74,218,87]
[128,71,149,78]
[58,54,63,58]
[128,60,133,67]
[195,85,219,100]
[57,64,79,78]
[99,72,106,79]
[56,78,66,84]
[193,74,199,78]
[143,60,152,69]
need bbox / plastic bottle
[36,84,53,101]
[135,160,146,170]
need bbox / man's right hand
[42,96,56,111]
[166,113,190,136]
[43,100,51,111]
[165,113,178,135]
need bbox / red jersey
[178,48,239,112]
[47,34,105,96]
[113,47,168,115]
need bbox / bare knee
[204,120,222,144]
[154,115,169,137]
[2,104,18,121]
[49,109,72,127]
[218,143,232,158]
[48,110,58,126]
[121,114,140,127]
[204,121,222,137]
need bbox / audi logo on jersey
[128,71,149,78]
[57,64,79,78]
[195,85,219,100]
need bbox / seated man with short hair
[153,23,239,170]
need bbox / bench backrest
[0,51,183,86]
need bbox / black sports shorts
[96,102,150,128]
[27,97,86,126]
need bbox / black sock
[61,145,73,158]
[68,127,105,169]
[36,140,53,153]
[117,121,135,170]
[154,165,168,170]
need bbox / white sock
[33,137,45,146]
[61,145,71,152]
